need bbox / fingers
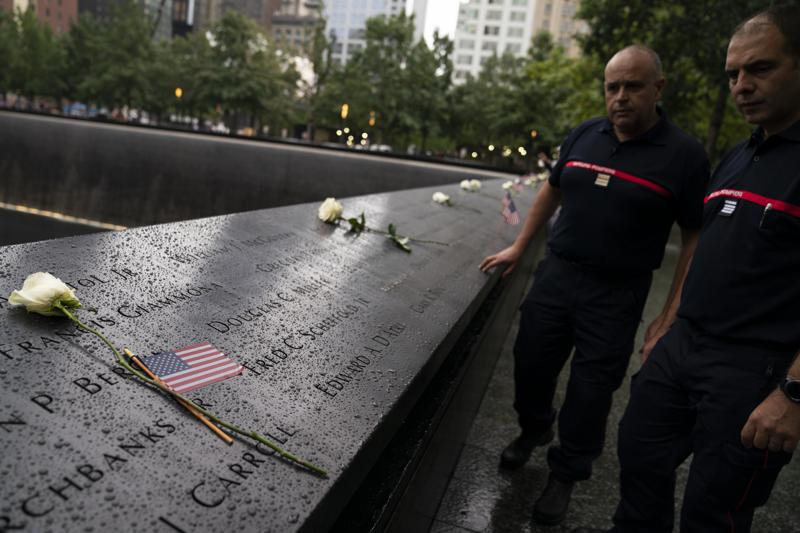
[502,263,516,278]
[768,435,784,453]
[783,438,798,453]
[740,419,756,449]
[752,426,770,450]
[479,255,498,272]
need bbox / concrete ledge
[0,111,515,227]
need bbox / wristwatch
[780,376,800,403]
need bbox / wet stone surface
[0,181,535,532]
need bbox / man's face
[604,52,665,137]
[726,23,800,135]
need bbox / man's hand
[639,315,669,363]
[479,245,522,277]
[741,388,800,453]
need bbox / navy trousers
[612,318,794,533]
[513,252,651,482]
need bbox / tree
[350,12,417,146]
[304,17,336,140]
[406,31,453,152]
[193,11,299,134]
[6,8,64,105]
[577,0,790,159]
[64,1,154,109]
[0,10,14,96]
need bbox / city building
[194,0,280,33]
[1,0,78,35]
[78,0,173,40]
[324,0,405,64]
[532,0,585,55]
[411,0,427,43]
[271,0,323,53]
[171,0,193,36]
[452,0,586,83]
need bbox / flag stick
[124,348,234,445]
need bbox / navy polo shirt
[679,120,800,350]
[548,112,710,273]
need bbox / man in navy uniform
[574,5,800,533]
[479,45,709,526]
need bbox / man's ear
[654,77,666,101]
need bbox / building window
[487,0,502,4]
[485,9,501,20]
[507,26,523,37]
[459,39,475,49]
[456,54,473,65]
[480,56,490,65]
[483,25,499,35]
[509,10,525,21]
[511,0,526,5]
[481,41,497,51]
[506,43,521,53]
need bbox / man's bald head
[603,45,666,142]
[606,45,663,81]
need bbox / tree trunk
[705,83,728,160]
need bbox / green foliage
[387,224,411,253]
[193,11,299,131]
[0,10,15,92]
[576,0,795,158]
[448,33,603,157]
[62,1,153,108]
[5,8,64,100]
[347,212,366,233]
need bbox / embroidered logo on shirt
[719,199,738,216]
[594,173,611,188]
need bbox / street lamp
[175,87,183,99]
[340,103,349,120]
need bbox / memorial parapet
[0,181,544,532]
[0,111,515,227]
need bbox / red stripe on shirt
[704,189,800,218]
[565,161,672,198]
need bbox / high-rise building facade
[78,0,173,40]
[1,0,78,35]
[324,0,405,64]
[532,0,585,56]
[452,0,537,82]
[411,0,426,43]
[272,0,323,53]
[452,0,586,83]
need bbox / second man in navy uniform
[573,6,800,533]
[479,45,709,526]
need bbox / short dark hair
[735,4,800,60]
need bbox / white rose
[8,272,81,316]
[318,197,343,223]
[469,179,482,191]
[432,192,451,205]
[502,181,514,191]
[460,179,471,191]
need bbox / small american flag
[502,192,521,225]
[140,342,243,394]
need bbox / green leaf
[347,212,366,233]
